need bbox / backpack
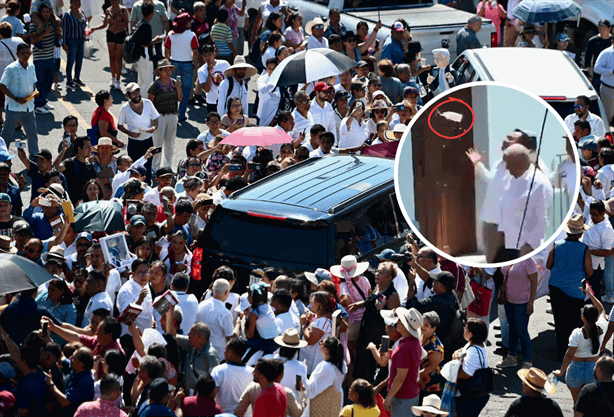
[442,298,467,362]
[123,20,144,64]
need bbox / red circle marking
[427,96,475,140]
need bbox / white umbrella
[267,48,358,88]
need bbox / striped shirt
[29,21,56,61]
[62,10,88,42]
[211,23,233,56]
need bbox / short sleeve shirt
[568,316,608,357]
[253,383,286,417]
[501,258,538,305]
[339,276,371,323]
[388,336,421,399]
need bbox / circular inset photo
[395,82,580,267]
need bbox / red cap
[314,81,332,92]
[0,391,15,412]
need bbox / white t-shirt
[197,60,231,105]
[211,363,254,414]
[339,117,368,148]
[275,311,300,334]
[582,219,614,270]
[300,316,332,374]
[253,303,280,339]
[196,129,230,147]
[143,187,162,205]
[118,99,160,141]
[568,316,608,358]
[196,298,235,356]
[164,30,198,62]
[262,46,276,68]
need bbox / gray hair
[192,322,211,340]
[468,15,482,25]
[423,311,441,329]
[212,278,230,295]
[503,143,531,162]
[139,355,166,380]
[173,305,183,325]
[294,90,309,102]
[194,1,206,12]
[396,64,410,76]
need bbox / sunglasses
[297,99,310,104]
[372,83,382,88]
[77,243,90,248]
[573,104,584,109]
[313,25,324,30]
[188,163,202,167]
[373,109,387,115]
[346,39,357,43]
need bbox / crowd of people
[0,0,613,417]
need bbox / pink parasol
[360,141,400,159]
[220,127,294,147]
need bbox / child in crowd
[244,282,281,361]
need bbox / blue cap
[130,215,146,226]
[0,362,16,379]
[375,248,396,260]
[556,32,570,42]
[129,166,147,177]
[0,151,16,163]
[0,193,11,204]
[77,232,92,242]
[579,139,598,152]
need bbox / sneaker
[74,79,86,87]
[114,80,122,91]
[496,355,518,368]
[546,308,553,314]
[66,81,77,89]
[34,107,50,114]
[602,296,614,304]
[521,361,532,369]
[43,103,54,110]
[54,83,62,91]
[109,79,116,88]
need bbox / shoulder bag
[456,345,494,398]
[497,264,512,305]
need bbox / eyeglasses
[313,25,324,30]
[373,109,387,115]
[297,100,310,104]
[135,270,151,276]
[188,163,202,167]
[574,104,584,109]
[208,120,220,125]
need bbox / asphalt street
[2,3,612,416]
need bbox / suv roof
[224,155,394,221]
[460,48,596,100]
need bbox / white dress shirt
[416,266,439,300]
[143,187,162,205]
[564,112,607,139]
[309,98,337,138]
[498,165,553,250]
[594,45,614,86]
[82,291,114,328]
[307,38,328,50]
[596,164,614,199]
[117,279,154,336]
[174,291,199,334]
[196,297,235,356]
[582,218,614,269]
[392,269,409,305]
[289,110,314,141]
[112,156,147,195]
[256,72,280,127]
[274,311,300,334]
[339,117,368,148]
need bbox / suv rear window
[205,210,330,266]
[342,0,432,8]
[545,100,602,122]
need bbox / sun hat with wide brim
[305,17,329,35]
[224,55,258,79]
[396,307,423,339]
[411,394,449,416]
[564,213,589,234]
[305,268,333,286]
[155,58,178,76]
[92,137,120,154]
[274,328,308,348]
[384,124,407,140]
[366,99,391,113]
[0,235,17,254]
[330,255,369,279]
[517,367,554,394]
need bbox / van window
[453,56,476,84]
[333,192,406,259]
[205,210,330,266]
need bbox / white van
[451,47,609,129]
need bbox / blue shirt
[35,290,78,345]
[0,16,24,36]
[324,22,347,38]
[549,239,588,299]
[139,403,176,417]
[4,183,22,215]
[27,211,58,240]
[64,370,95,416]
[16,369,46,416]
[381,35,404,65]
[0,60,37,112]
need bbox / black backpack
[123,21,144,64]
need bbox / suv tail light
[606,133,613,145]
[540,96,566,100]
[491,32,497,47]
[247,211,287,221]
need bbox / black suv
[198,155,410,285]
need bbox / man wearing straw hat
[503,367,564,417]
[217,56,256,117]
[305,17,328,50]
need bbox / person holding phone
[339,100,369,150]
[221,96,249,132]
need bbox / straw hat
[46,246,65,262]
[224,55,258,79]
[0,236,17,254]
[517,368,554,394]
[384,124,407,140]
[92,137,120,154]
[564,213,589,235]
[330,255,369,279]
[274,328,308,348]
[411,394,449,416]
[305,17,329,35]
[155,58,177,76]
[366,99,391,113]
[396,307,423,339]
